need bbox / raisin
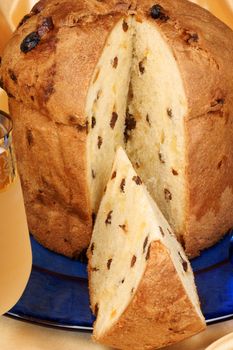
[91,267,99,272]
[20,32,41,53]
[94,303,99,316]
[124,109,137,142]
[121,278,125,284]
[179,252,188,272]
[150,4,169,21]
[167,108,173,118]
[68,115,78,125]
[90,242,95,254]
[92,212,96,226]
[112,56,118,69]
[76,120,87,133]
[150,4,162,19]
[159,226,165,236]
[183,261,188,272]
[119,224,127,232]
[135,162,140,169]
[216,98,225,105]
[139,60,145,74]
[146,244,151,260]
[131,287,135,294]
[120,178,126,193]
[8,69,17,83]
[122,20,128,32]
[131,255,137,267]
[189,33,198,43]
[183,31,199,44]
[164,188,172,201]
[143,236,149,253]
[105,210,113,225]
[132,176,142,185]
[128,82,134,101]
[97,136,103,149]
[209,98,225,113]
[92,169,96,179]
[77,120,88,134]
[159,152,165,164]
[125,109,136,130]
[107,259,112,270]
[111,170,117,180]
[172,168,178,176]
[146,114,151,127]
[31,0,46,14]
[217,160,223,169]
[18,14,32,28]
[43,17,54,30]
[44,82,55,102]
[26,129,34,146]
[167,228,173,236]
[38,17,54,38]
[110,112,118,129]
[91,116,96,128]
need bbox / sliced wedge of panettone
[88,147,206,350]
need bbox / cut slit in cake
[88,147,206,350]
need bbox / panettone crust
[91,241,205,349]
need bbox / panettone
[1,0,233,257]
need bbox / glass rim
[0,110,13,140]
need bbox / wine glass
[0,110,32,315]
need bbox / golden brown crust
[10,100,92,257]
[184,115,233,257]
[92,241,205,350]
[1,0,131,124]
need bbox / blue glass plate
[6,231,233,330]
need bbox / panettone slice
[88,147,206,350]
